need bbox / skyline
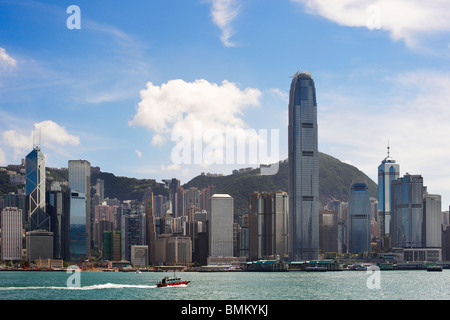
[1,1,450,209]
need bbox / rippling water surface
[1,270,450,300]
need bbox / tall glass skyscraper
[391,174,424,248]
[25,146,49,231]
[68,160,91,260]
[378,145,399,241]
[348,183,371,254]
[288,71,319,261]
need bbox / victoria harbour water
[0,270,449,300]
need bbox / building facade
[68,191,88,259]
[68,160,91,259]
[46,189,65,260]
[208,194,234,259]
[348,183,371,254]
[423,194,442,248]
[248,191,288,261]
[1,207,23,261]
[391,174,424,248]
[378,147,400,241]
[288,71,319,261]
[26,146,49,231]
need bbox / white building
[424,194,442,248]
[1,207,23,261]
[208,194,234,259]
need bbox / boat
[427,265,443,272]
[305,266,327,272]
[156,276,190,287]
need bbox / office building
[378,145,400,241]
[391,174,424,248]
[103,230,121,261]
[288,71,319,261]
[68,191,88,259]
[46,189,66,260]
[93,204,113,247]
[3,193,26,228]
[423,194,442,248]
[208,194,234,259]
[68,160,91,258]
[319,210,338,254]
[26,146,49,231]
[1,207,23,261]
[95,178,105,203]
[348,183,371,254]
[143,188,156,265]
[167,237,192,265]
[26,230,54,262]
[248,191,288,261]
[121,213,145,261]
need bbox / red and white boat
[156,276,190,288]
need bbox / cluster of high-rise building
[0,151,235,267]
[1,71,450,268]
[287,71,450,263]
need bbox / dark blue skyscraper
[288,71,319,261]
[391,174,424,248]
[348,183,371,254]
[68,160,91,260]
[26,146,49,231]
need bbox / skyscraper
[1,207,23,261]
[288,71,319,261]
[26,146,49,231]
[248,191,288,261]
[208,194,234,259]
[423,193,441,248]
[391,174,424,248]
[143,188,156,265]
[68,160,91,259]
[378,145,400,242]
[348,183,371,254]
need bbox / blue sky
[1,0,450,208]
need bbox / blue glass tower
[25,146,49,231]
[378,145,399,240]
[288,71,319,261]
[68,160,91,260]
[348,183,371,254]
[391,174,424,248]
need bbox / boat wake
[0,283,157,290]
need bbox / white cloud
[268,88,289,102]
[135,149,143,158]
[319,69,450,208]
[0,147,7,166]
[0,47,17,68]
[291,0,450,48]
[34,121,80,147]
[209,0,241,47]
[130,78,261,145]
[1,120,80,161]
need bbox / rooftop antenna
[32,126,42,150]
[387,140,390,157]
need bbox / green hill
[90,172,169,201]
[183,152,377,215]
[1,152,377,215]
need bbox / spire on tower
[387,140,390,157]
